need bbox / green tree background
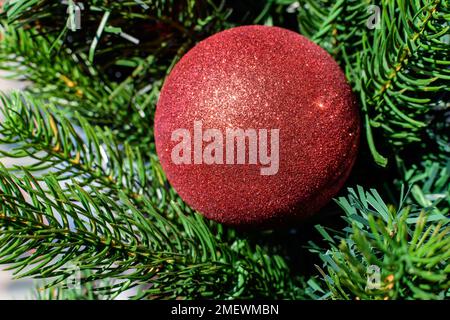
[0,0,448,299]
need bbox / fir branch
[0,166,207,297]
[0,92,154,202]
[33,278,113,300]
[312,187,449,300]
[0,24,158,147]
[399,159,450,217]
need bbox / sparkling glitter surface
[155,26,360,227]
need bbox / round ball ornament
[155,26,360,227]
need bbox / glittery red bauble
[155,26,359,227]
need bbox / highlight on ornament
[170,120,280,176]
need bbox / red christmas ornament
[155,26,359,227]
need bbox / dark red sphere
[155,26,359,227]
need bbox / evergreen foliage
[0,0,448,299]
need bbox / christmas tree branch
[33,277,114,300]
[310,186,449,299]
[400,159,450,217]
[0,24,158,147]
[0,165,212,297]
[0,92,154,201]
